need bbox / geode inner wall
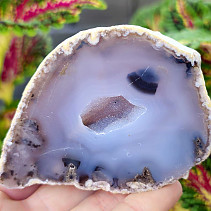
[0,25,210,193]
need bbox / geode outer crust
[0,25,211,194]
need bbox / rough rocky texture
[0,25,210,193]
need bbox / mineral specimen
[0,25,210,193]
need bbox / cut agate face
[0,25,211,193]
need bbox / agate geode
[0,25,211,193]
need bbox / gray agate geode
[0,25,211,194]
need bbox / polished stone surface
[1,35,207,190]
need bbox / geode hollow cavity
[0,25,211,193]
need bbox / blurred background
[0,0,210,210]
[50,0,160,47]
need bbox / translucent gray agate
[0,35,208,191]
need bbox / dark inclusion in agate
[127,68,159,94]
[0,33,208,192]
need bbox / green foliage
[0,14,80,36]
[204,75,211,96]
[131,0,211,32]
[0,0,107,35]
[202,155,211,172]
[166,29,211,49]
[15,34,52,83]
[180,182,209,211]
[130,2,162,30]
